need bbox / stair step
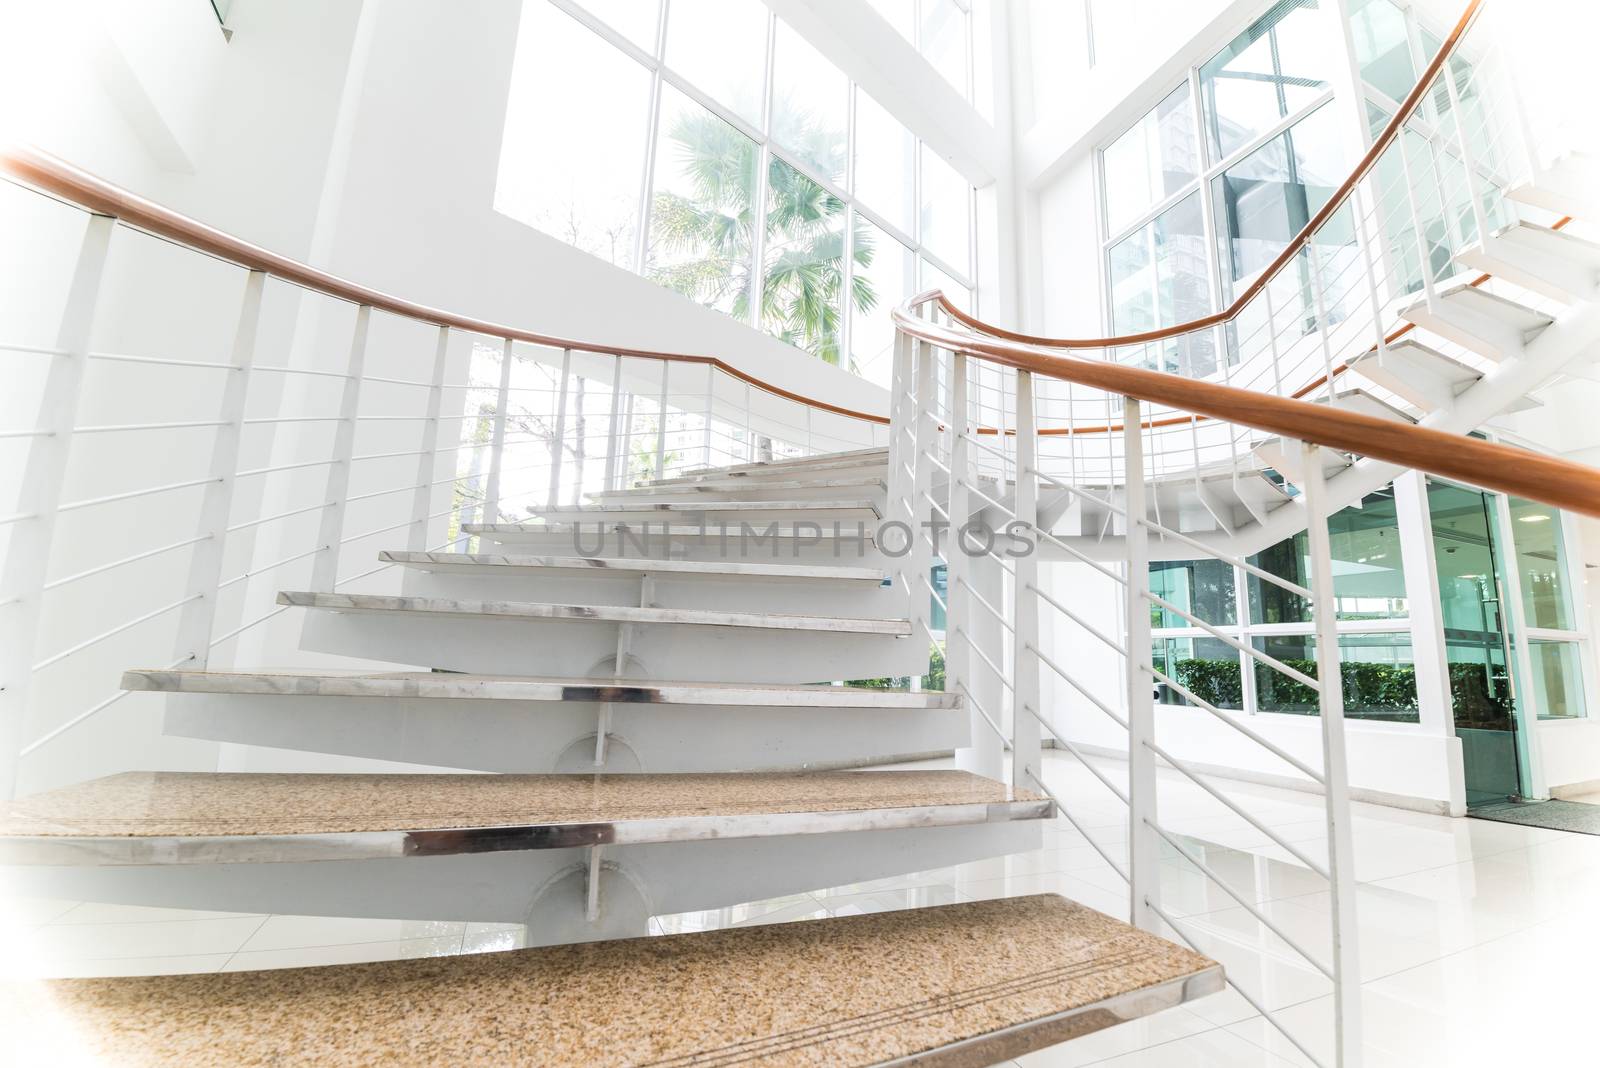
[1347,339,1541,416]
[278,591,912,636]
[652,449,889,486]
[1505,151,1600,220]
[379,550,888,585]
[123,669,958,709]
[1401,284,1554,361]
[526,499,882,523]
[690,444,889,477]
[0,769,1047,865]
[1317,387,1415,423]
[1457,221,1600,302]
[594,474,887,499]
[0,895,1221,1067]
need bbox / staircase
[0,443,1222,1064]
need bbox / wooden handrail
[0,146,889,427]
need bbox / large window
[497,0,977,380]
[1151,486,1420,723]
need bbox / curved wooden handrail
[0,146,890,427]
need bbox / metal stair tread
[377,550,888,584]
[0,895,1221,1067]
[122,668,960,708]
[464,520,876,540]
[0,769,1049,863]
[526,498,882,520]
[595,474,887,497]
[277,591,912,635]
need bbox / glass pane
[1349,0,1415,103]
[1508,497,1573,630]
[573,0,660,53]
[1211,101,1350,306]
[853,89,916,234]
[495,4,652,268]
[920,0,968,96]
[664,0,768,129]
[1150,558,1237,628]
[1155,637,1242,709]
[866,0,915,40]
[1428,480,1517,728]
[645,85,759,315]
[850,217,912,387]
[920,145,971,276]
[1199,0,1333,162]
[1103,83,1199,236]
[1529,641,1586,719]
[1106,193,1214,375]
[920,257,972,313]
[762,157,847,362]
[1249,487,1407,622]
[771,19,849,186]
[1251,635,1420,722]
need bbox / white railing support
[408,326,451,552]
[1012,370,1042,793]
[0,213,113,801]
[1123,396,1160,933]
[482,336,514,522]
[1301,439,1364,1067]
[171,269,265,668]
[603,354,624,492]
[653,360,669,482]
[546,347,572,509]
[911,336,938,647]
[309,306,371,590]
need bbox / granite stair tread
[377,550,888,584]
[0,895,1222,1067]
[276,591,912,636]
[0,770,1050,863]
[121,668,960,709]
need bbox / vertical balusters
[0,214,113,801]
[172,269,265,669]
[481,336,513,526]
[653,361,669,482]
[309,306,370,591]
[1123,396,1159,933]
[912,335,938,648]
[1301,439,1364,1066]
[603,354,624,492]
[702,365,714,469]
[408,326,451,552]
[1012,370,1041,793]
[546,348,572,509]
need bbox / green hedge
[1171,656,1510,725]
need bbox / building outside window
[495,0,977,389]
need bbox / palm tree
[646,106,876,366]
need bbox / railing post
[172,269,264,669]
[603,354,624,492]
[743,382,755,463]
[702,364,715,469]
[310,307,371,590]
[1301,440,1364,1067]
[653,361,669,482]
[0,213,113,801]
[409,325,450,552]
[546,347,572,509]
[482,337,514,522]
[1396,123,1439,304]
[912,336,938,648]
[1442,60,1492,248]
[1123,396,1160,933]
[1012,370,1042,793]
[887,328,915,619]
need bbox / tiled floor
[5,750,1598,1066]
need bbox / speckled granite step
[0,770,1049,865]
[0,894,1222,1067]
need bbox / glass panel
[1529,641,1586,720]
[496,3,652,267]
[1251,635,1420,722]
[850,217,912,387]
[1349,0,1415,103]
[573,0,660,53]
[930,563,949,633]
[1249,487,1408,622]
[1211,102,1350,307]
[1150,558,1237,628]
[1155,637,1242,708]
[866,0,915,40]
[1199,0,1334,163]
[762,157,847,362]
[664,0,768,129]
[920,0,969,96]
[770,19,849,186]
[645,85,759,315]
[853,89,916,234]
[1508,497,1573,630]
[920,145,971,276]
[920,257,972,313]
[1103,83,1199,236]
[1107,192,1214,375]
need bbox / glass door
[1428,481,1524,805]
